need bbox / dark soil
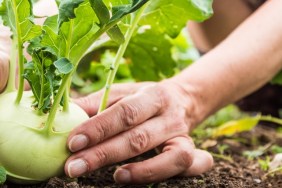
[2,125,282,188]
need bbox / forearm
[172,0,282,126]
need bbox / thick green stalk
[37,53,45,115]
[63,80,70,112]
[11,0,25,105]
[98,4,148,113]
[4,39,17,93]
[44,73,73,134]
[62,19,74,112]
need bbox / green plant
[258,156,271,171]
[0,0,213,184]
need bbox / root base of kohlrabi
[0,91,89,184]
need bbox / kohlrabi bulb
[0,91,89,184]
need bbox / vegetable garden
[0,0,281,187]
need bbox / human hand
[0,52,9,93]
[0,24,11,93]
[65,81,213,184]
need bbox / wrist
[159,78,203,131]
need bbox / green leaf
[90,0,125,44]
[140,0,213,37]
[0,166,6,184]
[58,1,100,62]
[109,0,149,23]
[212,116,261,138]
[271,145,282,154]
[90,0,110,25]
[24,50,59,113]
[41,15,60,56]
[54,58,73,74]
[125,29,176,81]
[107,25,125,44]
[271,71,282,85]
[243,150,264,160]
[0,0,41,42]
[58,0,84,28]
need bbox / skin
[65,0,282,184]
[0,25,11,92]
[1,0,282,185]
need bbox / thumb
[73,92,103,117]
[73,83,148,117]
[0,53,9,93]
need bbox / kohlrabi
[0,0,213,184]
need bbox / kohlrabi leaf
[59,1,100,62]
[54,58,73,74]
[24,50,61,113]
[0,166,6,184]
[90,0,110,25]
[0,0,41,42]
[125,29,176,81]
[58,0,84,28]
[90,0,125,44]
[140,0,213,37]
[109,0,149,23]
[41,15,60,56]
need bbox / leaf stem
[11,0,25,105]
[98,4,148,113]
[263,166,282,179]
[44,73,72,134]
[260,115,282,125]
[63,80,70,112]
[210,152,234,162]
[62,19,74,112]
[38,53,45,115]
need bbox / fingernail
[114,168,132,184]
[69,134,89,152]
[67,159,88,178]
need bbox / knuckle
[119,102,140,127]
[164,112,188,134]
[128,129,150,154]
[94,147,109,167]
[175,148,194,169]
[141,165,155,182]
[91,116,110,143]
[153,84,170,111]
[173,118,189,134]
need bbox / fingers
[113,137,213,184]
[181,149,213,177]
[65,117,188,178]
[114,136,195,184]
[74,82,152,117]
[68,84,170,152]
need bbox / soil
[1,125,282,188]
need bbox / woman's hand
[0,24,11,93]
[0,52,9,93]
[64,80,213,184]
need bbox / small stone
[253,178,261,184]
